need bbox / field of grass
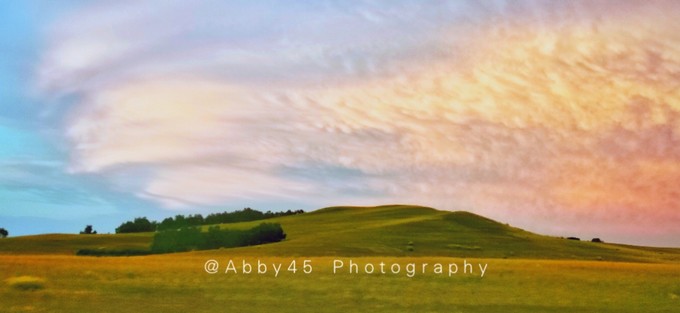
[1,254,678,313]
[1,205,679,312]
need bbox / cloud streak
[35,0,680,246]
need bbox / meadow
[1,205,679,312]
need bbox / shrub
[150,227,202,253]
[244,223,287,246]
[150,223,286,253]
[6,276,46,291]
[76,223,287,256]
[200,226,245,250]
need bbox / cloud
[0,159,119,218]
[35,1,680,245]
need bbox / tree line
[115,207,304,233]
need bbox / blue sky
[1,1,679,246]
[0,1,171,234]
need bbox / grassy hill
[0,233,152,255]
[1,205,678,262]
[2,205,679,313]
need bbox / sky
[1,0,679,246]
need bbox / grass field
[1,205,679,312]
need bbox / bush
[244,223,287,246]
[76,223,287,256]
[6,276,46,291]
[200,226,246,250]
[150,227,203,253]
[0,228,7,238]
[151,223,286,253]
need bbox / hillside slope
[1,205,678,262]
[213,205,679,262]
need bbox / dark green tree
[80,225,96,235]
[0,228,8,238]
[116,217,156,233]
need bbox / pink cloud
[37,1,680,246]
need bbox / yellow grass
[1,253,679,312]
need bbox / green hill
[0,233,152,255]
[1,205,678,262]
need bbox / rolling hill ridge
[1,205,678,262]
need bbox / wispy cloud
[33,0,680,245]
